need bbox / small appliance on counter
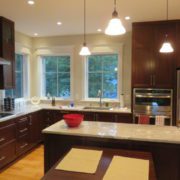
[3,97,15,111]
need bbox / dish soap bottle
[51,97,56,106]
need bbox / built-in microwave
[133,88,173,125]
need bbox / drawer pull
[19,128,28,133]
[0,156,6,161]
[20,143,28,149]
[0,137,5,143]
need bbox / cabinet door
[83,112,95,121]
[115,113,133,123]
[132,23,155,88]
[29,112,43,146]
[0,17,15,89]
[154,22,176,88]
[95,112,116,122]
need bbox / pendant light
[159,0,174,53]
[105,0,126,36]
[79,0,91,56]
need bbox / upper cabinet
[0,17,15,89]
[132,21,177,89]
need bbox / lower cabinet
[84,112,132,123]
[29,111,43,146]
[0,119,16,169]
[0,141,16,169]
[0,109,132,170]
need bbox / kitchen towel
[138,115,150,124]
[155,116,165,126]
[56,148,102,174]
[103,156,149,180]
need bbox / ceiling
[0,0,180,37]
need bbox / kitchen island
[43,121,180,180]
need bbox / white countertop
[42,120,180,144]
[0,104,131,123]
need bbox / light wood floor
[0,145,44,180]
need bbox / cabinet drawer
[0,123,16,146]
[16,134,29,154]
[0,141,16,169]
[16,116,29,137]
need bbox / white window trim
[36,46,74,100]
[82,44,123,102]
[15,42,31,100]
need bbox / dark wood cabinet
[0,109,132,170]
[83,111,132,123]
[29,111,43,146]
[0,119,16,169]
[132,21,177,89]
[42,110,63,128]
[16,115,30,155]
[132,23,155,88]
[0,17,15,89]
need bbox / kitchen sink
[0,112,14,118]
[83,107,112,110]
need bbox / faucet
[97,90,103,107]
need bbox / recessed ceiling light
[97,29,102,32]
[57,22,62,26]
[125,16,131,20]
[28,0,35,5]
[34,33,38,36]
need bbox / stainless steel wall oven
[133,88,173,125]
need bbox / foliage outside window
[87,54,118,99]
[5,54,24,98]
[42,56,71,98]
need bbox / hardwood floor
[0,145,44,180]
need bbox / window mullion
[57,58,58,97]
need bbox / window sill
[81,98,120,103]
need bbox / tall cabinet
[0,17,15,89]
[132,20,179,125]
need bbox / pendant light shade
[159,0,174,53]
[79,0,91,56]
[105,0,126,36]
[79,43,91,56]
[160,35,174,53]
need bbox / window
[42,56,71,98]
[5,54,26,98]
[87,54,118,99]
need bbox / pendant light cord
[166,0,168,20]
[114,0,116,11]
[84,0,86,45]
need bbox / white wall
[14,32,132,106]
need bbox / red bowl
[63,114,84,127]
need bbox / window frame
[40,53,73,100]
[84,51,123,102]
[5,53,29,100]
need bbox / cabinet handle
[0,156,6,161]
[114,115,118,122]
[20,143,28,149]
[29,115,32,125]
[150,75,153,86]
[0,137,5,143]
[19,128,28,133]
[153,75,156,86]
[95,114,98,121]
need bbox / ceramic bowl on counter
[63,114,84,127]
